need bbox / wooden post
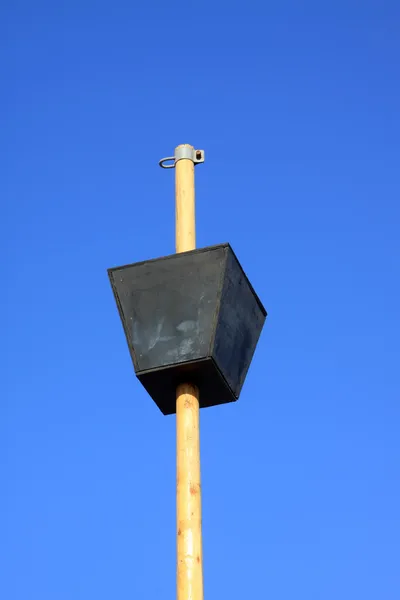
[175,145,196,253]
[175,144,204,600]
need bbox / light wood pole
[175,144,204,600]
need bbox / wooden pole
[175,144,204,600]
[175,146,196,253]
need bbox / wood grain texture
[175,144,203,600]
[175,144,196,253]
[176,383,203,600]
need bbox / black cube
[108,243,267,415]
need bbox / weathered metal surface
[108,243,267,415]
[212,248,266,398]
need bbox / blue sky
[3,2,400,599]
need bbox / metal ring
[159,157,176,169]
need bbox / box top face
[109,246,227,373]
[109,243,229,272]
[109,243,266,314]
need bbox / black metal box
[108,243,267,415]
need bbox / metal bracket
[159,147,205,169]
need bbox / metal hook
[159,157,176,169]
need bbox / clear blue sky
[3,2,400,599]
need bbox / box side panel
[212,248,266,397]
[108,271,140,372]
[111,247,226,373]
